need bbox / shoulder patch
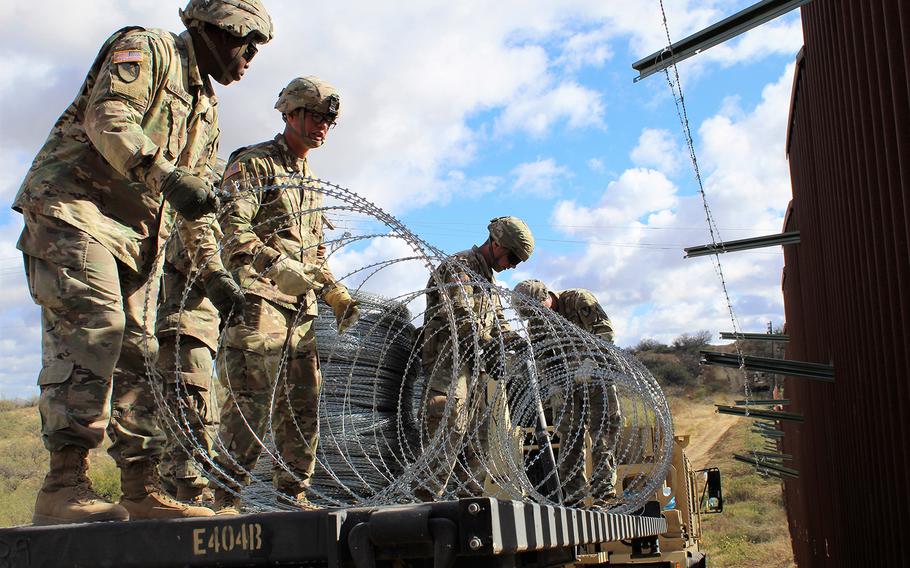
[223,161,242,180]
[112,50,144,64]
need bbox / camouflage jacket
[555,289,614,343]
[422,247,511,392]
[13,27,224,277]
[219,134,334,314]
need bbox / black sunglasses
[242,41,258,63]
[507,251,522,265]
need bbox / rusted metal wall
[781,1,910,566]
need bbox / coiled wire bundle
[148,176,674,514]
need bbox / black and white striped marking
[488,499,667,554]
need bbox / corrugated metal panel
[781,1,910,566]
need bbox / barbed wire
[140,175,673,513]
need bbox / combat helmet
[488,216,535,262]
[180,0,274,43]
[275,76,341,119]
[514,279,550,303]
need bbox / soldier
[155,159,231,504]
[513,279,620,508]
[13,0,273,525]
[212,76,360,514]
[416,217,534,500]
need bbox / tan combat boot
[275,481,319,511]
[33,446,130,525]
[175,483,214,504]
[119,461,215,519]
[212,486,242,516]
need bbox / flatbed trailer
[0,498,667,568]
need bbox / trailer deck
[0,498,667,568]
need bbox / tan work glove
[265,257,325,297]
[323,285,360,334]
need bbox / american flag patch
[223,162,242,179]
[112,50,143,64]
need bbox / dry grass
[668,388,796,568]
[0,401,120,527]
[0,404,44,527]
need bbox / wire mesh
[144,176,674,514]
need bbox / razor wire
[142,175,674,514]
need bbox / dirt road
[669,395,739,469]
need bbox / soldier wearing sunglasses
[415,216,534,500]
[13,0,272,525]
[212,76,358,514]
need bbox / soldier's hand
[502,330,530,353]
[161,168,220,221]
[265,257,325,297]
[204,269,246,327]
[323,284,360,334]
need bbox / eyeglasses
[507,251,522,265]
[305,109,338,129]
[242,41,258,63]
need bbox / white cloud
[326,235,432,324]
[700,17,804,67]
[587,158,605,173]
[535,63,796,346]
[630,128,686,176]
[0,216,42,400]
[511,158,570,197]
[494,82,605,138]
[557,28,614,71]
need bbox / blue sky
[0,0,804,398]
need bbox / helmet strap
[197,26,234,84]
[286,109,322,150]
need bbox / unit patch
[224,162,242,180]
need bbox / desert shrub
[634,338,670,353]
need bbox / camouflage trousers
[157,336,218,490]
[553,380,621,504]
[215,297,321,494]
[416,371,490,500]
[20,215,164,465]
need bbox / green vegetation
[670,391,795,568]
[634,331,782,398]
[0,400,121,527]
[634,330,726,391]
[0,401,43,527]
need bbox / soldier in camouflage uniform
[416,217,535,500]
[213,77,360,513]
[12,0,273,525]
[513,279,620,508]
[156,159,230,503]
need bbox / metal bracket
[716,404,804,423]
[721,332,790,342]
[700,350,834,382]
[733,453,799,478]
[684,231,801,258]
[348,510,458,568]
[632,0,812,82]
